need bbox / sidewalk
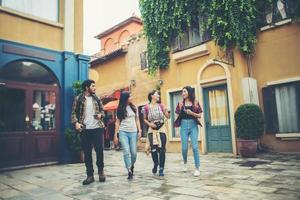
[0,151,299,200]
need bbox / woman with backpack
[174,86,202,177]
[143,90,170,176]
[114,91,141,180]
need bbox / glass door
[0,81,59,168]
[0,82,30,167]
[28,84,59,164]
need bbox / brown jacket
[71,94,105,128]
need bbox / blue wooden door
[203,85,232,152]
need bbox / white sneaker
[193,169,200,177]
[183,163,188,172]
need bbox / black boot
[82,176,95,185]
[127,170,133,180]
[130,165,134,176]
[152,164,158,174]
[159,168,164,177]
[98,171,106,182]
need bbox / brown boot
[99,171,106,182]
[82,176,94,185]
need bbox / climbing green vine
[139,0,281,74]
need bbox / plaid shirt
[175,100,202,114]
[71,94,105,128]
[174,100,203,127]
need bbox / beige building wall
[91,55,128,95]
[90,18,300,154]
[251,23,300,152]
[0,0,84,53]
[160,22,300,154]
[127,35,160,105]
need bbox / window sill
[0,7,63,28]
[142,68,148,72]
[172,43,209,63]
[275,133,300,140]
[260,18,292,32]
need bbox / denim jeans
[80,128,104,176]
[119,131,137,169]
[180,119,200,169]
[148,132,167,169]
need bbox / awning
[103,100,119,111]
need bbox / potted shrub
[234,103,264,157]
[65,128,83,162]
[64,80,84,162]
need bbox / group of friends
[71,79,203,185]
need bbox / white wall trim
[172,44,209,63]
[197,59,237,155]
[0,7,63,28]
[260,18,292,32]
[266,76,300,86]
[64,0,74,52]
[166,87,181,141]
[199,76,227,85]
[276,133,300,138]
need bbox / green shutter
[262,86,278,133]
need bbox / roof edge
[95,16,142,39]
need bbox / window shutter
[262,86,278,133]
[171,36,180,51]
[140,52,147,70]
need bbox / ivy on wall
[139,0,281,74]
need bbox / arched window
[104,38,116,54]
[119,30,130,45]
[0,60,58,85]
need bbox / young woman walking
[143,90,170,176]
[174,86,202,177]
[114,91,141,180]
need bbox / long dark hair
[183,86,195,104]
[117,91,136,121]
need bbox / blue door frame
[203,84,232,153]
[0,39,90,164]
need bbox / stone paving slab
[0,151,300,200]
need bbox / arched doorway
[197,59,237,154]
[0,60,60,169]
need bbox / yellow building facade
[160,20,300,154]
[0,0,83,53]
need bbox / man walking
[71,79,106,185]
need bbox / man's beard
[88,88,95,95]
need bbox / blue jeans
[119,131,137,169]
[180,119,200,169]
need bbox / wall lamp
[158,79,164,86]
[130,79,136,87]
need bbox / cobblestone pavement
[0,151,300,200]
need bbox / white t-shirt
[84,96,100,129]
[118,105,138,133]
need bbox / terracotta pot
[237,139,257,157]
[79,151,84,163]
